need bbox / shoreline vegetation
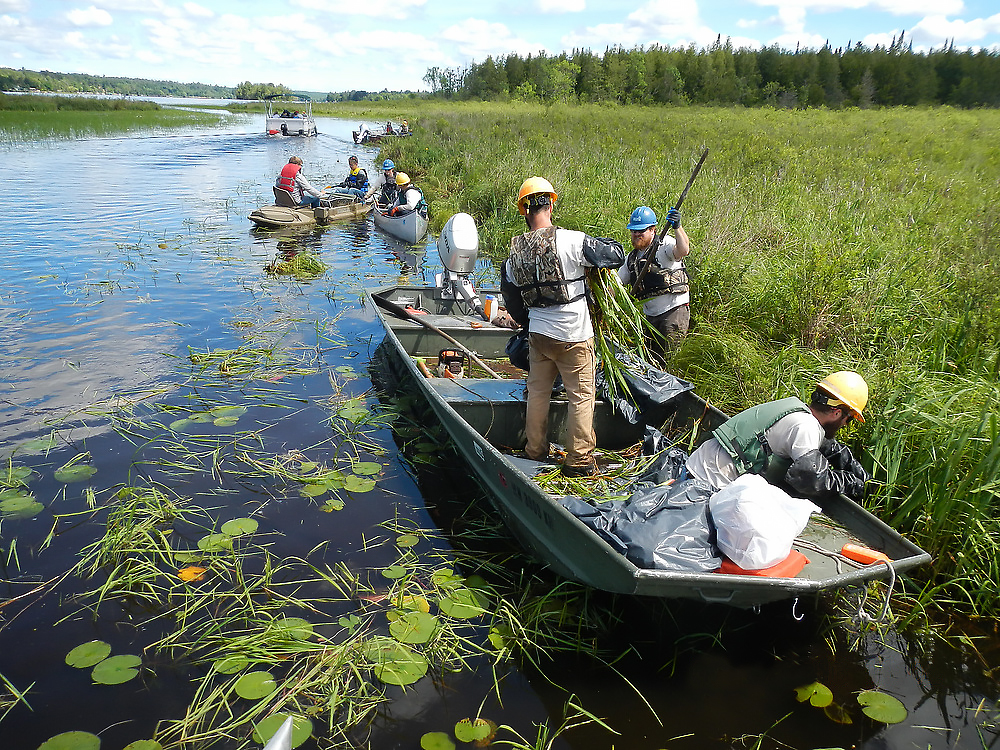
[341,99,1000,619]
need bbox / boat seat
[273,186,297,207]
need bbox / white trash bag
[709,474,820,570]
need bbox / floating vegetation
[91,654,142,685]
[265,251,328,279]
[793,681,907,726]
[37,732,101,750]
[66,641,112,668]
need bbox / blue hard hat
[627,206,657,231]
[382,159,396,170]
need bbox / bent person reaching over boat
[685,371,873,500]
[365,159,398,207]
[274,156,325,209]
[332,155,369,200]
[505,177,625,478]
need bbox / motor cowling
[438,212,478,275]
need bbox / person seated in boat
[275,156,325,209]
[332,155,369,200]
[280,109,291,118]
[505,177,625,478]
[617,205,691,362]
[685,371,873,501]
[401,119,409,134]
[292,110,302,118]
[388,173,425,217]
[365,159,398,207]
[386,121,395,134]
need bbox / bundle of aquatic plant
[587,267,656,397]
[265,251,328,279]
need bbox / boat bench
[427,378,645,451]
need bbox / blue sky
[2,0,998,94]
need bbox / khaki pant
[525,333,596,469]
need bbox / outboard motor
[436,212,488,320]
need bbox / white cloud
[560,0,710,49]
[288,0,426,20]
[0,0,27,12]
[440,18,541,59]
[538,0,585,12]
[750,0,964,16]
[910,12,1000,46]
[183,3,214,19]
[66,6,114,27]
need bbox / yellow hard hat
[395,172,410,186]
[817,371,869,423]
[517,177,557,216]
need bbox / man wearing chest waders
[503,177,625,478]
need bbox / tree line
[0,67,232,98]
[424,35,1000,108]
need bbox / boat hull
[249,201,371,229]
[368,283,932,607]
[373,207,428,244]
[266,116,317,137]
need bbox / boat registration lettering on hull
[510,482,554,531]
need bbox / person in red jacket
[275,156,324,208]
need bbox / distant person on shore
[275,156,325,208]
[616,205,691,361]
[388,173,425,217]
[386,120,395,134]
[332,155,369,200]
[365,159,399,206]
[401,119,410,134]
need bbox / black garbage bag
[596,349,694,426]
[560,478,719,572]
[635,425,690,487]
[505,330,529,371]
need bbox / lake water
[0,112,997,750]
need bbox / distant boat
[265,94,317,137]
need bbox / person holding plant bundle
[504,177,625,478]
[685,371,873,501]
[274,156,325,208]
[365,159,399,207]
[617,205,690,361]
[332,155,369,200]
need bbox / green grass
[366,100,1000,617]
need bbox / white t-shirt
[617,235,690,316]
[507,228,593,343]
[686,410,824,491]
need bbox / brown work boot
[562,460,599,478]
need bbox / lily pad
[389,611,438,644]
[794,681,834,707]
[274,617,314,640]
[298,461,319,472]
[252,714,313,749]
[338,407,369,423]
[454,718,493,743]
[300,484,329,498]
[823,702,854,724]
[4,465,34,486]
[339,614,362,632]
[352,461,382,476]
[381,565,408,580]
[213,417,240,427]
[343,475,376,493]
[396,534,419,548]
[92,654,142,685]
[366,639,428,686]
[123,742,162,750]
[54,464,97,483]
[188,412,214,423]
[214,655,250,674]
[431,568,464,589]
[321,498,345,512]
[420,732,456,750]
[334,366,355,374]
[168,418,194,432]
[857,690,907,724]
[221,518,258,536]
[210,405,247,418]
[177,566,207,582]
[173,550,203,564]
[235,670,277,700]
[37,732,101,750]
[18,435,58,453]
[395,594,430,613]
[439,588,488,620]
[66,640,112,668]
[0,494,43,519]
[197,534,233,553]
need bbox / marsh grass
[0,106,230,141]
[373,101,1000,616]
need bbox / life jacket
[507,226,586,308]
[626,243,689,300]
[395,186,427,216]
[344,168,369,190]
[379,181,398,205]
[277,163,300,193]
[712,397,810,476]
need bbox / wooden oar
[372,293,504,380]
